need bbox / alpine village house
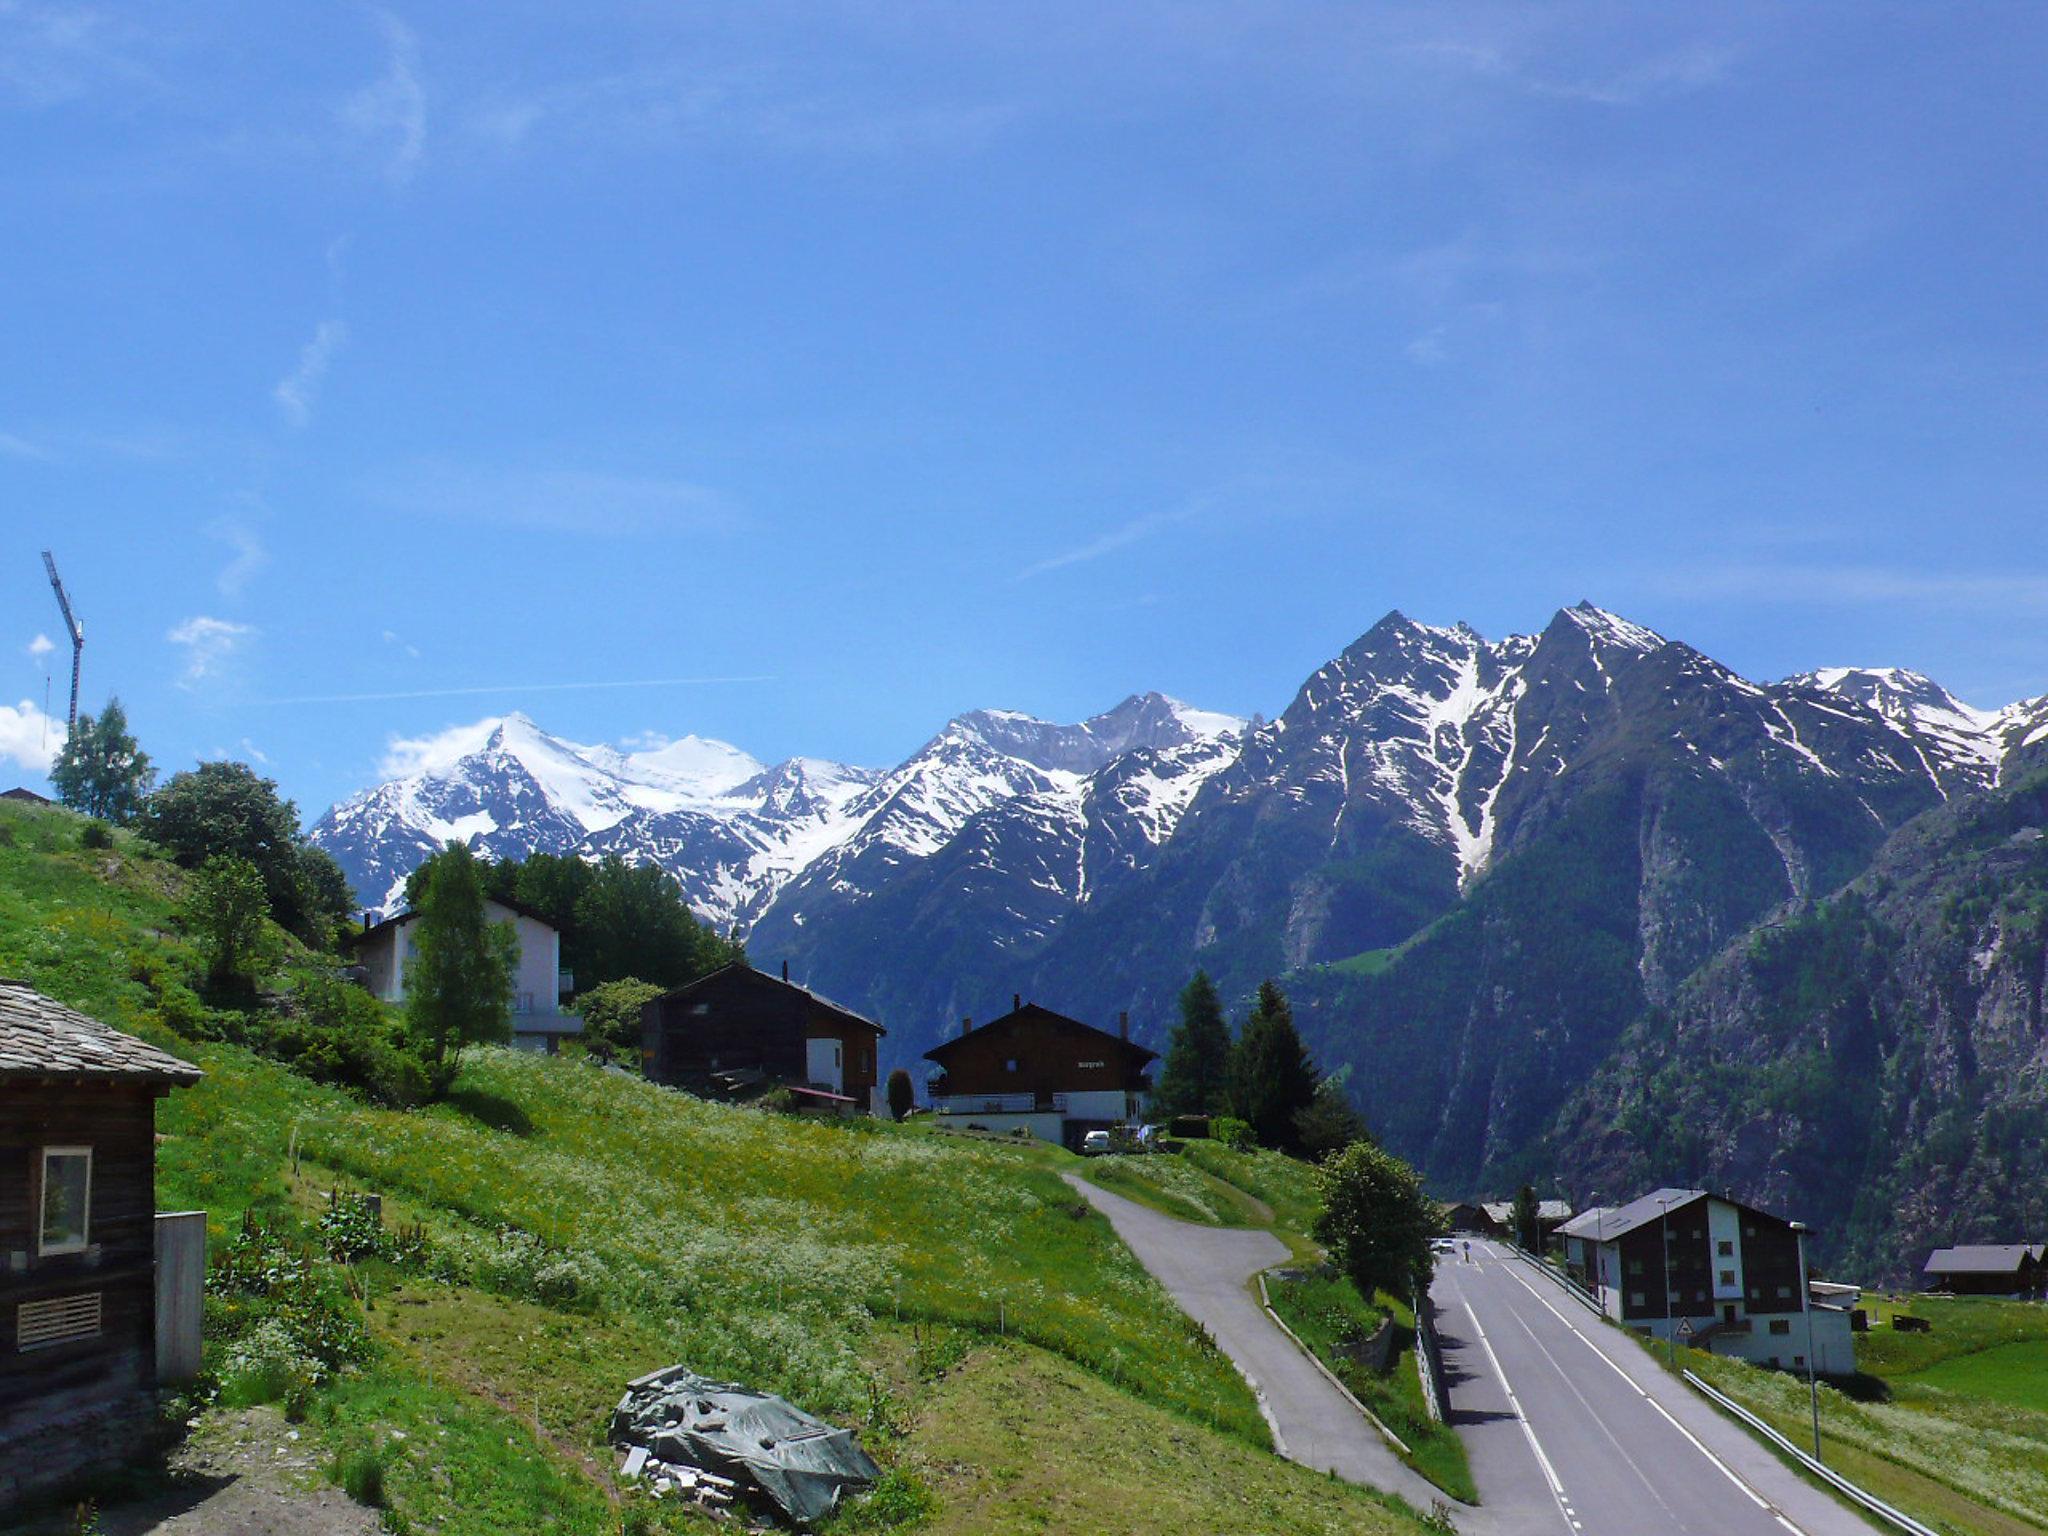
[1556,1188,1859,1375]
[1,980,204,1511]
[352,895,582,1053]
[923,999,1156,1150]
[640,962,885,1113]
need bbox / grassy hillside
[0,799,1431,1535]
[1686,1294,2048,1536]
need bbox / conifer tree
[1153,970,1233,1118]
[1227,979,1320,1151]
[404,840,517,1095]
[49,697,154,824]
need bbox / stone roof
[0,979,204,1083]
[1555,1189,1708,1241]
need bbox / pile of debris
[611,1366,882,1527]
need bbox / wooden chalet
[923,998,1156,1150]
[641,962,884,1113]
[1923,1244,2044,1296]
[1,980,203,1511]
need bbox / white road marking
[1474,1244,1809,1536]
[1463,1298,1576,1534]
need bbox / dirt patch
[9,1407,383,1536]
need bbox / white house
[1555,1188,1858,1375]
[354,897,580,1053]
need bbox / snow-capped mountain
[1786,666,2048,791]
[308,694,1244,927]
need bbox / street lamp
[1659,1194,1674,1365]
[1791,1220,1821,1459]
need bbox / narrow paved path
[1064,1174,1449,1514]
[1434,1240,1878,1536]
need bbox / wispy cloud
[1397,35,1735,108]
[463,64,1016,161]
[26,633,54,661]
[274,319,347,427]
[167,615,255,690]
[259,674,773,709]
[0,697,64,775]
[380,628,421,660]
[0,2,144,109]
[342,9,425,183]
[366,462,742,536]
[0,430,49,460]
[209,516,267,597]
[1018,507,1198,581]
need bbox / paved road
[1064,1175,1448,1511]
[1433,1240,1878,1536]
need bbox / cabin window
[38,1147,92,1256]
[1005,1059,1018,1073]
[1777,1285,1792,1299]
[1769,1319,1791,1335]
[1720,1269,1736,1286]
[1718,1240,1734,1257]
[1629,1291,1646,1308]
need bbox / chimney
[1119,1010,1129,1042]
[361,910,372,930]
[961,1016,972,1037]
[1012,993,1021,1014]
[781,959,789,983]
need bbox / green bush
[1212,1116,1255,1151]
[80,820,114,850]
[269,974,433,1107]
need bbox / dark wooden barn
[641,962,885,1112]
[1,980,203,1512]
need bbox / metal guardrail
[1506,1241,1605,1314]
[1682,1371,1940,1536]
[1413,1299,1449,1424]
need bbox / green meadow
[1,797,1434,1535]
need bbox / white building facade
[356,899,580,1053]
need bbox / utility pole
[1793,1220,1822,1459]
[41,551,83,734]
[1660,1194,1675,1365]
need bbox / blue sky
[5,2,2048,818]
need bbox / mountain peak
[1561,602,1664,652]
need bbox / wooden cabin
[0,980,203,1512]
[641,963,884,1113]
[923,999,1156,1149]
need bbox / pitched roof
[1556,1189,1709,1241]
[357,892,558,943]
[1482,1199,1575,1224]
[657,962,885,1036]
[1924,1244,2041,1275]
[0,980,203,1084]
[923,1001,1156,1066]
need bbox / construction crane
[41,550,82,734]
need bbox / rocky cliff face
[1555,759,2048,1277]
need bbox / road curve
[1063,1174,1449,1513]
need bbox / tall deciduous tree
[1511,1184,1541,1251]
[183,854,274,989]
[1228,979,1320,1151]
[404,840,517,1094]
[49,697,154,824]
[1314,1141,1441,1302]
[142,761,340,944]
[1153,970,1233,1118]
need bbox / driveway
[1064,1174,1449,1513]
